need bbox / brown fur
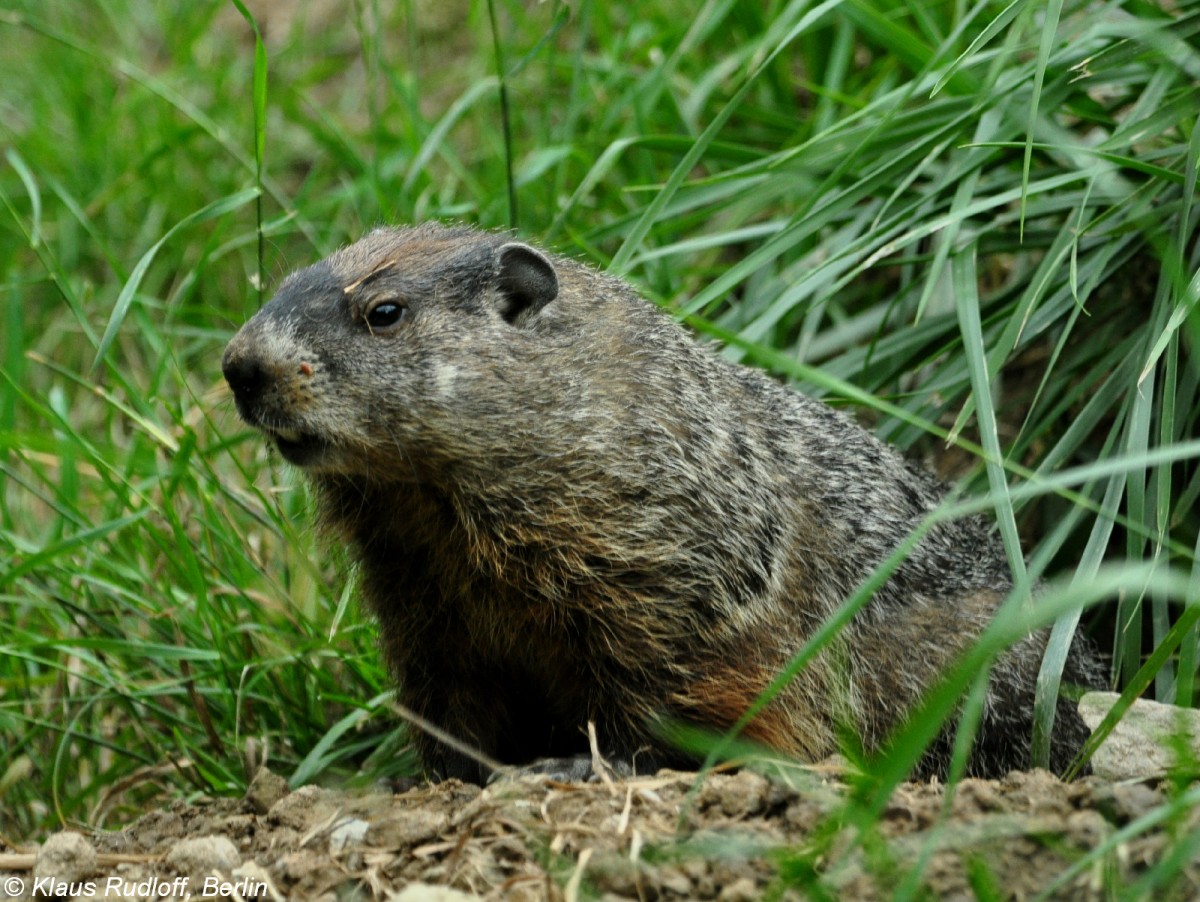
[223,223,1104,782]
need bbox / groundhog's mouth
[265,426,327,467]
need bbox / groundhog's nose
[222,347,266,408]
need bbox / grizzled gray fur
[222,222,1104,782]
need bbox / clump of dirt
[1,766,1195,900]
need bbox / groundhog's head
[221,224,564,480]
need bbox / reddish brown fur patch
[674,661,829,760]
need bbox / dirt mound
[2,767,1194,900]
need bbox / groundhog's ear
[495,242,559,324]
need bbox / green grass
[1,0,1198,895]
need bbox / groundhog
[222,222,1104,782]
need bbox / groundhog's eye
[365,302,408,330]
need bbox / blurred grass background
[1,0,1198,892]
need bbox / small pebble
[328,818,370,852]
[245,767,290,815]
[34,832,97,885]
[1080,692,1200,780]
[717,877,760,902]
[165,835,241,878]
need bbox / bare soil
[3,763,1196,901]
